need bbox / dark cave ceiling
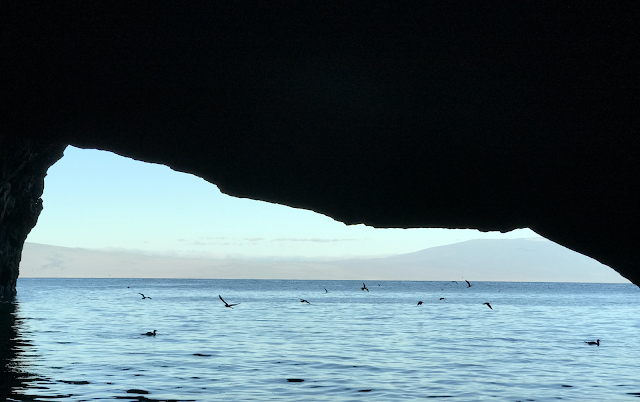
[2,4,638,287]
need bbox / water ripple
[4,279,640,401]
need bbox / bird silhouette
[324,287,330,293]
[361,283,369,292]
[138,293,151,299]
[142,330,156,336]
[440,297,445,300]
[451,281,458,284]
[483,302,492,310]
[300,299,311,304]
[465,280,472,288]
[417,301,423,306]
[585,339,600,346]
[219,295,239,308]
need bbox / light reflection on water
[3,279,640,401]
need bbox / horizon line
[17,277,629,284]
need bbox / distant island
[19,238,627,283]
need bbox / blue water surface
[3,279,640,401]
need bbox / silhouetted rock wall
[1,4,639,287]
[0,137,65,298]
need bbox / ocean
[2,278,640,401]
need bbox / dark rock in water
[287,379,304,382]
[1,4,639,287]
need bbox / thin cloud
[244,238,265,242]
[42,254,65,270]
[191,241,211,246]
[272,238,357,243]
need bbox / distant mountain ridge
[335,238,622,282]
[19,238,627,282]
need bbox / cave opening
[19,146,623,283]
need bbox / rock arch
[2,4,638,296]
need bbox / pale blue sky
[26,146,541,260]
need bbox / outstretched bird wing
[219,295,226,304]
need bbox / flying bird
[300,299,311,304]
[440,297,445,300]
[451,281,458,284]
[465,280,472,288]
[142,330,156,336]
[138,293,151,299]
[324,287,330,293]
[361,283,369,292]
[585,339,600,346]
[417,301,423,306]
[483,302,493,310]
[219,295,239,308]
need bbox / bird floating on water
[300,299,311,304]
[138,293,151,299]
[483,302,493,310]
[361,283,369,292]
[585,339,600,346]
[142,330,156,336]
[219,295,239,308]
[417,301,423,306]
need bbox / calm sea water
[2,278,640,401]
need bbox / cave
[2,4,639,298]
